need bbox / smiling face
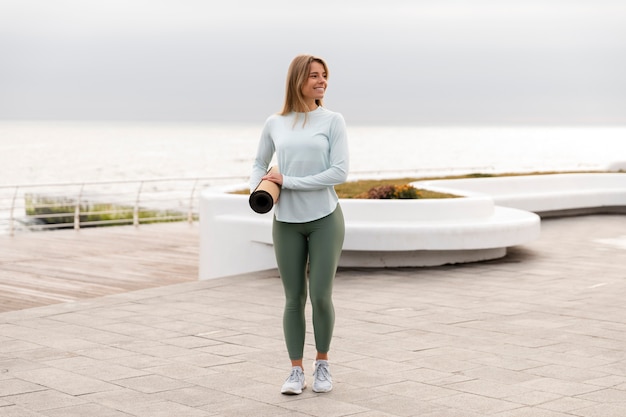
[300,61,327,110]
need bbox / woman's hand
[262,171,283,186]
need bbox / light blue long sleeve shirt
[250,107,349,223]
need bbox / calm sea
[1,121,625,186]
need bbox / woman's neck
[305,100,319,111]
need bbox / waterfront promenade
[0,215,625,416]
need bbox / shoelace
[314,363,330,381]
[286,368,303,383]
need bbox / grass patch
[234,170,609,199]
[25,194,190,229]
[335,170,607,198]
[334,178,456,199]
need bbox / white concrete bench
[414,173,626,217]
[199,187,540,279]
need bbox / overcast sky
[1,0,625,124]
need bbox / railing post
[75,184,85,230]
[9,186,19,237]
[134,181,144,227]
[188,178,199,224]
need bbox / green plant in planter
[391,184,421,199]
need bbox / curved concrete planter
[415,173,626,217]
[199,186,540,280]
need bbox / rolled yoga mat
[249,166,281,214]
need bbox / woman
[250,54,349,394]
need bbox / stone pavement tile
[0,339,42,354]
[187,372,262,394]
[114,400,216,417]
[342,357,419,376]
[218,380,294,406]
[143,362,216,380]
[0,357,49,374]
[109,340,193,358]
[345,411,399,417]
[171,351,244,368]
[614,381,626,390]
[154,386,239,408]
[376,380,459,401]
[499,334,563,349]
[112,374,191,394]
[491,407,577,417]
[11,367,118,396]
[39,324,136,346]
[526,364,610,383]
[44,356,149,381]
[97,322,186,341]
[230,349,293,371]
[431,392,521,415]
[319,383,390,405]
[333,336,395,357]
[216,332,283,350]
[106,354,173,370]
[398,367,468,385]
[9,347,77,363]
[0,369,11,382]
[461,365,540,385]
[501,390,562,407]
[209,361,287,385]
[420,408,485,417]
[0,324,99,352]
[45,312,121,328]
[444,378,533,399]
[80,388,162,411]
[121,313,185,328]
[38,402,133,417]
[199,342,261,357]
[406,346,488,364]
[4,389,87,411]
[74,345,140,361]
[572,403,626,417]
[585,375,626,388]
[0,405,48,416]
[537,396,599,413]
[540,341,620,358]
[161,335,223,349]
[200,397,293,417]
[467,353,549,372]
[279,396,372,417]
[193,328,246,341]
[518,377,600,397]
[595,360,626,376]
[356,393,447,417]
[576,387,626,405]
[335,369,407,389]
[404,355,483,374]
[0,378,46,396]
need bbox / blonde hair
[280,55,329,123]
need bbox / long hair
[280,55,329,124]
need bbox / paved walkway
[1,214,625,416]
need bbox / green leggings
[272,205,345,360]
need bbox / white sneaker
[312,360,333,393]
[281,366,306,395]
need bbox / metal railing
[1,167,497,237]
[0,176,247,236]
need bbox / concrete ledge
[199,186,540,280]
[414,173,626,217]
